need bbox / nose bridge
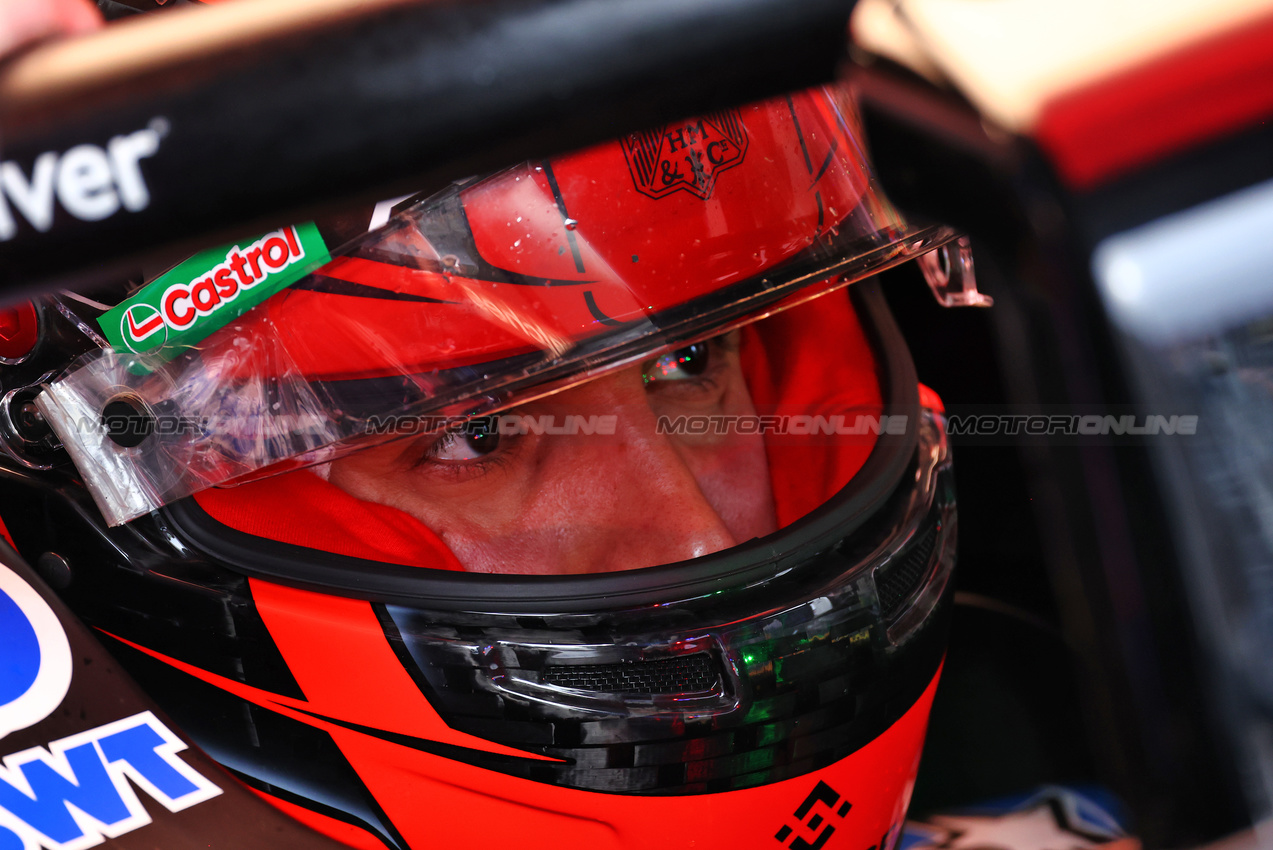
[561,373,739,570]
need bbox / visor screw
[36,552,72,590]
[17,402,45,434]
[101,395,155,448]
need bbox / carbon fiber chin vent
[875,520,939,619]
[541,653,719,694]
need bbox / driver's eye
[431,421,501,461]
[643,342,710,385]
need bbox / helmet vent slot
[541,653,718,694]
[875,521,939,619]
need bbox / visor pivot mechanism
[0,379,65,469]
[918,236,993,308]
[101,394,156,449]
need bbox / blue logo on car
[0,566,72,741]
[0,566,221,847]
[0,587,42,712]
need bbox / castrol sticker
[98,223,330,368]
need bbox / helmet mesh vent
[875,521,938,619]
[541,653,718,694]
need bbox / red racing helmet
[0,81,975,850]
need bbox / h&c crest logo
[621,111,749,201]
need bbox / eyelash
[412,426,511,477]
[647,368,721,400]
[642,336,734,399]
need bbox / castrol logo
[121,303,166,349]
[123,226,305,348]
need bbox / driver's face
[327,333,777,574]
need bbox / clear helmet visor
[38,83,975,533]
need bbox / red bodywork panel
[1037,9,1273,189]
